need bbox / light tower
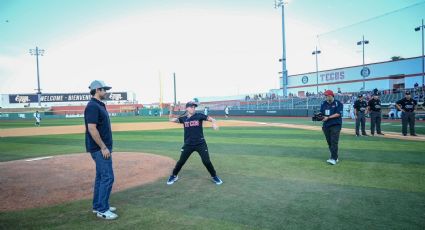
[275,0,288,97]
[29,46,45,107]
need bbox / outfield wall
[0,92,134,109]
[0,105,168,120]
[0,111,138,120]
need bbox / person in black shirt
[353,94,368,136]
[167,101,223,185]
[396,91,418,136]
[368,93,384,135]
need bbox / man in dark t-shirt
[167,101,223,185]
[84,80,117,220]
[320,90,343,165]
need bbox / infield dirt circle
[0,152,175,211]
[0,120,260,212]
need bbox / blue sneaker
[212,176,223,185]
[167,175,178,185]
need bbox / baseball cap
[324,90,334,97]
[405,91,411,95]
[358,94,363,98]
[89,80,112,90]
[185,101,198,108]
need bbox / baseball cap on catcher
[324,90,334,97]
[89,80,112,90]
[185,101,198,108]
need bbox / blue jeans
[90,150,114,213]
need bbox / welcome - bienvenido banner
[9,92,128,104]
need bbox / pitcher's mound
[0,152,175,211]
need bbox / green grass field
[2,116,424,135]
[0,117,424,229]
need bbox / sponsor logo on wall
[360,67,371,77]
[14,95,31,103]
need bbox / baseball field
[0,116,424,229]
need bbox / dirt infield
[0,152,175,211]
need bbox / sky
[1,0,424,103]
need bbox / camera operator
[320,90,343,165]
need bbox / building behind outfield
[283,56,425,97]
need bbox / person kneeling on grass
[167,101,223,185]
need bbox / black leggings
[172,143,217,177]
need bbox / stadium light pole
[357,35,369,90]
[275,0,288,97]
[173,72,177,106]
[415,19,425,87]
[312,46,321,95]
[29,46,45,107]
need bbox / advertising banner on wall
[8,92,128,104]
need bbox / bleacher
[197,87,424,112]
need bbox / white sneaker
[167,175,179,185]
[96,210,118,220]
[93,206,116,214]
[212,176,223,185]
[326,159,337,165]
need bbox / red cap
[324,90,334,97]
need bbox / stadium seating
[197,87,423,111]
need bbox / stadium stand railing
[193,87,424,111]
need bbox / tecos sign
[319,71,345,83]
